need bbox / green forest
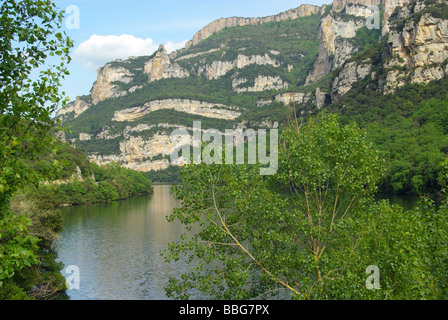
[31,142,154,207]
[164,113,448,300]
[2,0,448,302]
[1,140,154,300]
[325,68,448,196]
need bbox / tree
[0,0,73,294]
[163,112,448,300]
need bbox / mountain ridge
[182,4,326,49]
[56,0,448,193]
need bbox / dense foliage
[0,0,72,299]
[39,162,152,206]
[5,191,67,300]
[326,76,448,195]
[164,113,448,300]
[147,166,181,183]
[30,142,154,207]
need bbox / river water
[53,185,421,300]
[52,185,190,300]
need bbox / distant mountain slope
[57,0,448,194]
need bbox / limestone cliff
[185,4,323,48]
[144,44,189,83]
[91,63,133,105]
[57,0,448,176]
[315,0,448,98]
[233,75,289,93]
[383,4,448,93]
[307,1,376,83]
[382,0,411,35]
[112,99,241,122]
[198,53,281,80]
[332,0,381,12]
[56,96,91,120]
[331,60,372,100]
[89,133,174,172]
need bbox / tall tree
[0,0,72,292]
[164,112,448,300]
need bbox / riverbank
[28,162,154,209]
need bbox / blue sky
[54,0,331,101]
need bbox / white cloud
[73,34,187,71]
[164,40,188,53]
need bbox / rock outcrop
[91,64,133,105]
[233,75,289,93]
[307,4,372,83]
[309,0,448,97]
[112,99,241,122]
[56,96,91,120]
[88,133,174,172]
[198,53,281,80]
[332,0,381,12]
[383,3,448,93]
[185,4,323,48]
[275,92,308,105]
[144,44,189,82]
[89,128,199,172]
[332,59,372,100]
[382,0,411,35]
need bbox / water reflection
[53,185,189,300]
[375,194,421,211]
[53,184,431,300]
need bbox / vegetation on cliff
[60,0,448,197]
[30,142,154,207]
[324,59,448,195]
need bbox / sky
[53,0,332,101]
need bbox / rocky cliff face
[199,53,281,80]
[318,0,448,98]
[383,3,448,93]
[56,96,91,120]
[331,59,372,100]
[112,99,241,122]
[382,0,410,35]
[144,44,189,83]
[185,4,324,48]
[58,0,448,175]
[307,0,379,84]
[89,133,174,172]
[233,75,289,93]
[91,64,133,105]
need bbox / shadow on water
[375,193,443,211]
[375,194,421,211]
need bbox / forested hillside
[0,139,154,299]
[34,141,154,207]
[3,0,448,302]
[57,0,448,196]
[326,75,448,195]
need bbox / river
[53,185,422,300]
[52,184,190,300]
